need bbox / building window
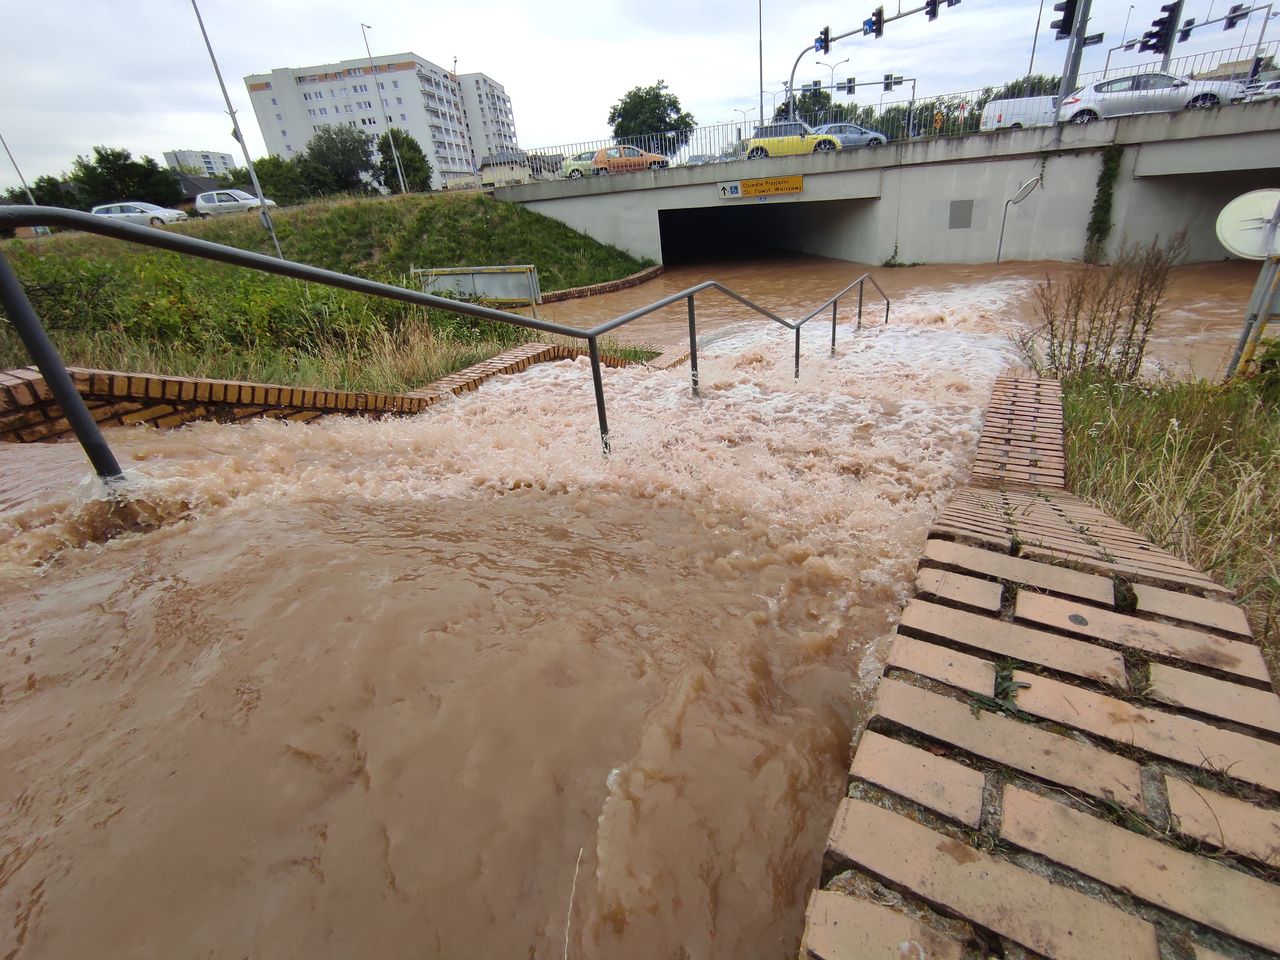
[270,97,278,105]
[308,108,316,117]
[400,113,407,121]
[275,113,283,121]
[392,80,399,89]
[286,144,293,152]
[281,129,287,137]
[319,107,328,115]
[396,96,403,105]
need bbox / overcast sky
[1,0,1273,191]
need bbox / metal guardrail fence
[517,41,1278,179]
[0,206,890,479]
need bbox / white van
[980,96,1058,132]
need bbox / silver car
[1058,72,1246,124]
[90,201,188,226]
[194,189,277,217]
[814,122,887,148]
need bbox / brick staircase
[801,376,1280,960]
[0,343,631,444]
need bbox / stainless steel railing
[0,205,890,478]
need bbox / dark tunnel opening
[656,198,867,265]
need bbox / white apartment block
[244,53,519,189]
[164,149,237,177]
[456,72,518,168]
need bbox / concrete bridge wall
[498,102,1280,266]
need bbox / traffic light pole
[787,3,932,119]
[1055,0,1093,109]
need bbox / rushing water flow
[0,257,1249,959]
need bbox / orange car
[590,145,670,175]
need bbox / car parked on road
[194,189,277,217]
[590,145,670,175]
[744,121,841,158]
[1245,78,1280,101]
[979,96,1058,131]
[813,122,886,148]
[90,202,188,226]
[1057,72,1246,124]
[561,150,597,179]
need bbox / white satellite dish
[1215,189,1280,260]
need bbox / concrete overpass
[495,102,1280,264]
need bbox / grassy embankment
[1018,238,1278,671]
[0,193,655,393]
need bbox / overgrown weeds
[1063,376,1279,674]
[1013,233,1188,380]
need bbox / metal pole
[794,326,801,380]
[190,0,284,260]
[787,46,810,120]
[362,23,407,194]
[857,280,864,331]
[998,198,1014,264]
[1056,0,1094,108]
[758,0,765,134]
[1027,0,1047,78]
[1161,0,1184,71]
[1226,257,1279,377]
[686,295,700,396]
[830,299,838,354]
[0,131,37,206]
[0,251,123,480]
[587,336,610,455]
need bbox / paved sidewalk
[801,376,1280,960]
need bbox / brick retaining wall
[801,375,1280,960]
[540,264,663,303]
[0,342,632,444]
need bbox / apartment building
[164,149,237,177]
[456,72,519,169]
[244,53,519,189]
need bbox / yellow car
[745,121,841,158]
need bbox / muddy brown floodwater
[0,256,1256,959]
[544,255,1260,377]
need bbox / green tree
[69,146,181,208]
[3,175,82,209]
[295,126,377,195]
[376,129,434,193]
[607,80,695,157]
[221,156,312,206]
[773,87,845,125]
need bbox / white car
[980,96,1058,131]
[194,189,277,217]
[90,202,188,226]
[1058,72,1246,124]
[1245,78,1280,101]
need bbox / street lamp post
[997,177,1042,263]
[189,0,283,259]
[0,131,37,206]
[817,58,850,91]
[361,23,408,194]
[733,107,754,141]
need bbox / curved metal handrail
[0,205,891,478]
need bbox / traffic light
[1177,17,1196,42]
[814,25,831,54]
[1050,0,1078,39]
[1224,4,1249,29]
[871,6,884,38]
[1139,1,1182,55]
[845,77,856,94]
[925,0,939,20]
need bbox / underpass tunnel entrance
[658,199,869,265]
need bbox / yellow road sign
[741,175,803,198]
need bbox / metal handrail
[0,205,891,479]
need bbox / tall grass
[0,193,653,390]
[1063,376,1279,672]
